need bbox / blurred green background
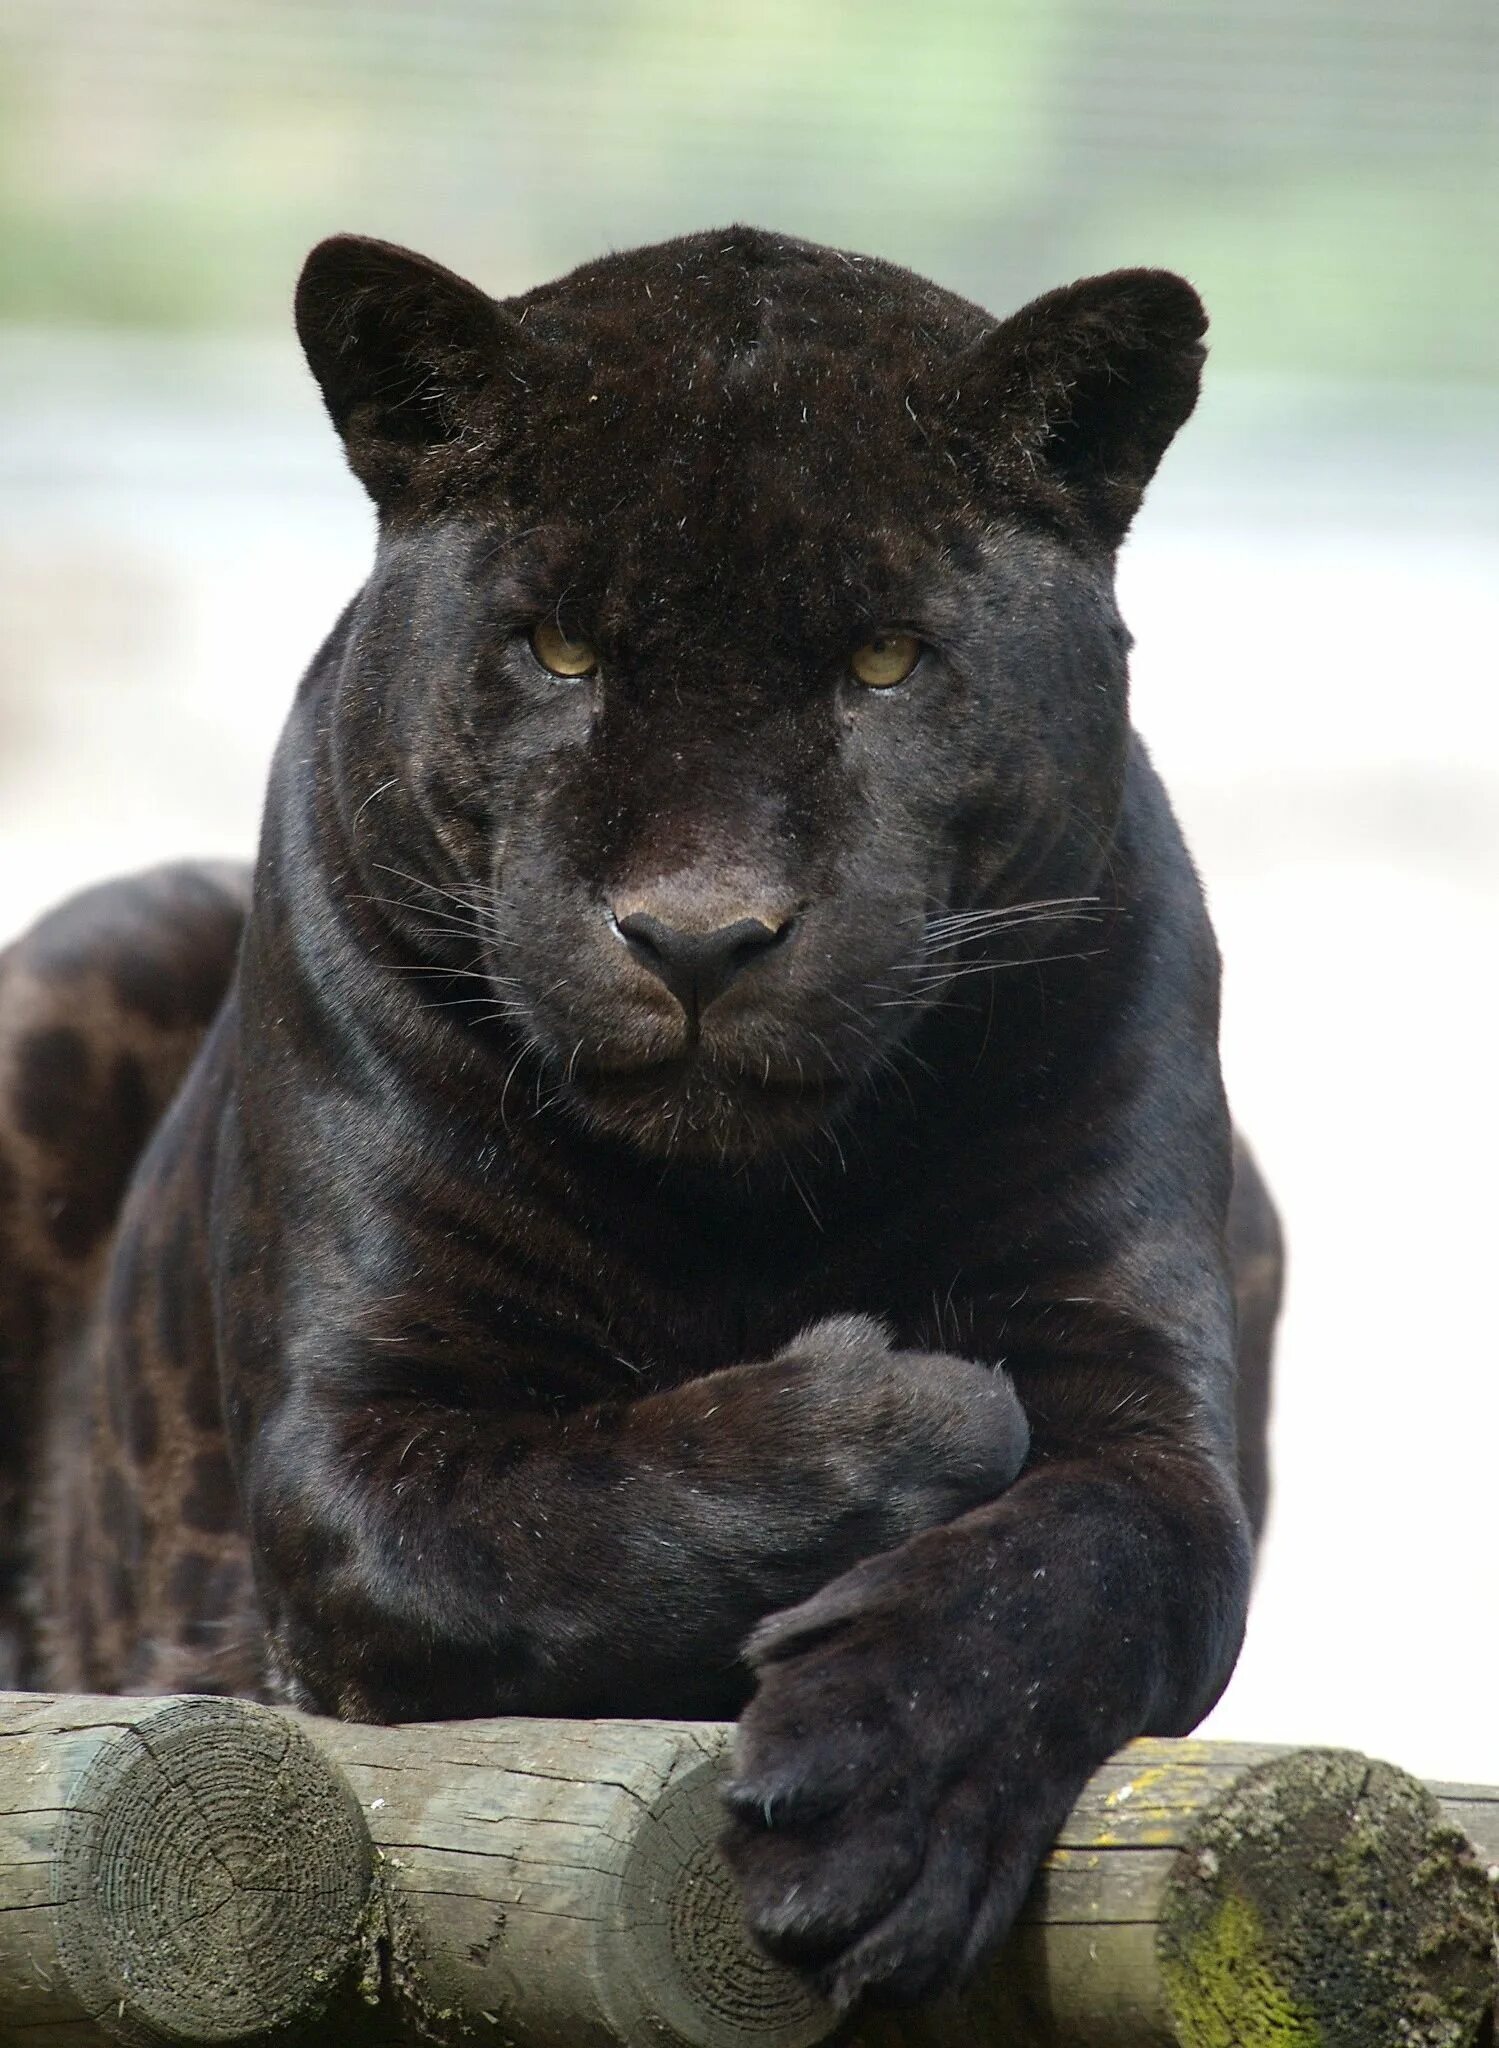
[3,0,1495,381]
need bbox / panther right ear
[949,268,1207,551]
[295,235,520,504]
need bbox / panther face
[297,228,1203,1157]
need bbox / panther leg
[0,863,248,1684]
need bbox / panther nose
[611,908,795,1018]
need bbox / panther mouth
[560,1044,851,1157]
[571,1052,844,1110]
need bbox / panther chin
[561,1049,852,1163]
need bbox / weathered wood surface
[0,1692,374,2047]
[307,1710,827,2048]
[861,1741,1499,2048]
[0,1694,1494,2048]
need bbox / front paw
[772,1314,1031,1541]
[720,1559,1068,2008]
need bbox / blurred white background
[1,0,1495,1782]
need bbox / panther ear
[952,269,1206,549]
[295,235,519,503]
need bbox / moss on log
[1156,1750,1494,2047]
[0,1696,1494,2047]
[856,1740,1498,2048]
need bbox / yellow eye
[530,619,598,677]
[849,631,922,689]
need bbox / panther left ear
[951,269,1206,550]
[295,234,523,504]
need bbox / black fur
[21,226,1279,2008]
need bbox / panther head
[294,227,1204,1159]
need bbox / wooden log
[296,1720,1497,2048]
[0,1691,375,2046]
[853,1739,1499,2048]
[300,1712,831,2048]
[1434,1775,1499,2047]
[0,1695,1494,2048]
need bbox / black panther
[0,225,1280,2007]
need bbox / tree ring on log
[51,1696,375,2045]
[1157,1748,1498,2048]
[597,1748,833,2048]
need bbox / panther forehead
[504,223,992,371]
[467,234,994,620]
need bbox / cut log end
[52,1696,374,2045]
[1157,1749,1497,2048]
[598,1747,832,2048]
